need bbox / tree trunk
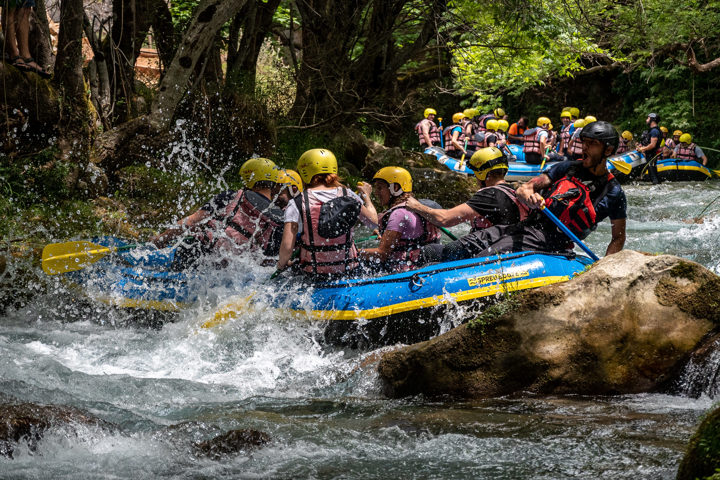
[148,0,249,131]
[52,0,93,190]
[226,0,281,93]
[111,0,137,122]
[149,0,177,72]
[29,0,53,71]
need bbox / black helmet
[647,112,660,123]
[579,120,619,154]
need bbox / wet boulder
[677,405,720,480]
[194,429,271,459]
[378,250,720,398]
[0,403,115,458]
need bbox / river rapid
[2,181,720,479]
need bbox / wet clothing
[285,187,368,276]
[421,162,626,263]
[466,184,527,231]
[378,203,441,272]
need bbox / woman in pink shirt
[359,167,440,272]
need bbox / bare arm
[606,218,626,255]
[405,196,477,227]
[359,229,402,262]
[638,137,658,153]
[357,182,378,227]
[451,130,465,153]
[277,222,299,270]
[516,175,551,209]
[150,209,210,247]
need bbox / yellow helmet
[463,108,476,119]
[452,112,465,124]
[373,166,412,195]
[548,123,554,130]
[672,130,683,137]
[239,158,278,188]
[296,149,338,184]
[494,108,506,117]
[537,116,551,128]
[424,108,437,118]
[569,107,580,118]
[277,169,303,193]
[469,147,508,181]
[497,119,509,132]
[573,119,586,129]
[485,119,499,131]
[679,133,692,144]
[659,126,669,134]
[560,111,572,119]
[621,130,633,141]
[584,115,597,124]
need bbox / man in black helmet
[421,121,627,262]
[637,113,663,159]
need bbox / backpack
[544,166,614,240]
[316,188,362,239]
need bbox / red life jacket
[675,143,697,161]
[415,119,441,147]
[477,114,495,128]
[297,188,359,275]
[544,166,616,240]
[560,126,572,154]
[379,202,441,272]
[616,138,628,154]
[568,128,584,156]
[443,124,466,152]
[522,127,543,154]
[495,131,507,146]
[205,190,282,257]
[470,184,530,231]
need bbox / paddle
[607,158,632,175]
[438,118,444,148]
[540,146,550,170]
[540,205,599,262]
[458,138,470,169]
[41,240,145,275]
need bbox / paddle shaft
[540,146,550,170]
[438,118,444,148]
[540,206,600,262]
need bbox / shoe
[10,56,34,73]
[21,57,52,79]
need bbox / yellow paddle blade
[41,241,114,275]
[200,293,255,329]
[608,158,632,175]
[712,169,720,178]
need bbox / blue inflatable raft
[425,146,562,182]
[266,251,593,346]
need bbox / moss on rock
[677,405,720,480]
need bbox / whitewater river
[2,181,720,479]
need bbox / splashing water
[2,181,720,478]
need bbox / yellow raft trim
[657,164,711,177]
[284,275,571,321]
[92,295,189,312]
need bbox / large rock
[677,405,720,480]
[0,403,114,458]
[378,250,720,398]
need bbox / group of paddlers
[152,119,626,279]
[416,107,708,165]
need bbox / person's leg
[16,6,41,70]
[5,7,21,60]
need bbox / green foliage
[468,294,520,334]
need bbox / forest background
[2,0,720,245]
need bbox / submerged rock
[0,403,114,458]
[378,250,720,398]
[677,405,720,480]
[194,429,271,459]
